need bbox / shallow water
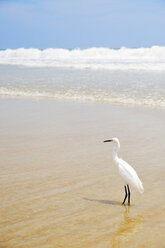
[0,65,165,108]
[0,99,165,247]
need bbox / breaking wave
[0,46,165,70]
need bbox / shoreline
[0,95,165,110]
[0,64,165,109]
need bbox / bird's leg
[122,185,128,205]
[127,184,130,206]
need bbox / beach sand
[0,98,165,248]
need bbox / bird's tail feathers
[137,178,144,194]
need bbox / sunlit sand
[0,98,165,247]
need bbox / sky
[0,0,165,49]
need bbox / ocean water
[0,47,165,108]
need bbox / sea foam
[0,46,165,70]
[1,87,165,108]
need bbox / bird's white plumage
[109,137,144,194]
[116,158,144,193]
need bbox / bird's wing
[118,158,144,193]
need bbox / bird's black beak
[104,139,112,143]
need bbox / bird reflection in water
[110,206,144,248]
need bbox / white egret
[104,137,144,205]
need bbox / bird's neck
[112,143,120,162]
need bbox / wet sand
[0,98,165,248]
